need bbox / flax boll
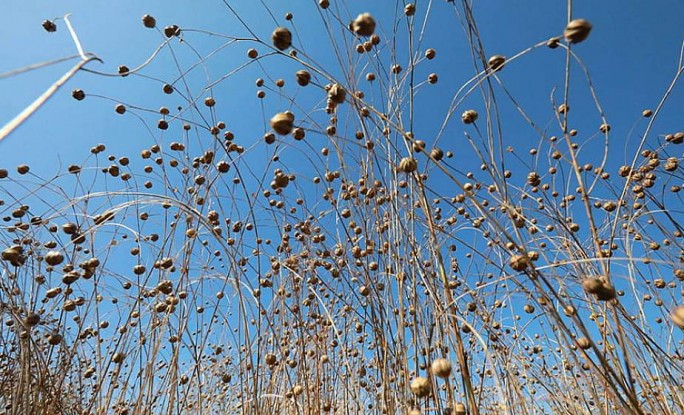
[410,376,430,397]
[564,19,592,44]
[351,13,376,37]
[430,358,452,378]
[272,27,292,50]
[270,112,295,135]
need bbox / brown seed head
[488,55,506,72]
[351,13,376,37]
[399,157,418,173]
[564,19,592,44]
[296,70,311,86]
[42,20,57,32]
[410,376,431,397]
[431,358,452,378]
[671,305,684,329]
[270,112,295,135]
[272,27,292,50]
[142,14,156,28]
[164,25,180,38]
[509,254,529,272]
[461,109,478,124]
[72,89,86,101]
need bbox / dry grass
[1,1,683,415]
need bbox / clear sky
[1,0,682,172]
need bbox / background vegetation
[0,1,683,414]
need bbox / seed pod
[666,132,683,144]
[142,14,156,28]
[164,25,180,38]
[204,97,216,107]
[292,127,305,140]
[24,313,40,327]
[595,283,616,301]
[46,287,62,298]
[351,13,376,37]
[72,89,85,101]
[296,70,311,86]
[272,27,292,50]
[270,111,295,135]
[115,104,126,114]
[674,269,684,281]
[410,376,430,397]
[461,109,478,124]
[454,402,467,415]
[247,48,258,59]
[2,246,25,267]
[62,271,79,285]
[47,332,63,345]
[431,358,452,378]
[487,55,506,72]
[430,148,444,161]
[576,337,591,350]
[118,65,130,77]
[273,172,290,189]
[564,19,592,44]
[112,352,126,364]
[399,157,418,173]
[547,36,560,48]
[42,20,57,32]
[581,277,603,294]
[642,109,653,118]
[509,254,529,271]
[319,0,329,8]
[327,83,346,104]
[44,251,64,266]
[425,48,436,59]
[599,123,611,133]
[672,305,684,329]
[404,4,416,16]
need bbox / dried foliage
[1,2,683,415]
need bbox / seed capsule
[488,55,506,72]
[399,157,418,173]
[72,89,86,101]
[351,13,376,37]
[270,112,295,135]
[461,109,478,124]
[164,25,180,38]
[296,70,311,86]
[564,19,592,44]
[272,27,292,50]
[142,14,156,28]
[410,376,430,397]
[42,20,57,32]
[671,305,684,329]
[431,358,452,378]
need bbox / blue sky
[1,0,683,171]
